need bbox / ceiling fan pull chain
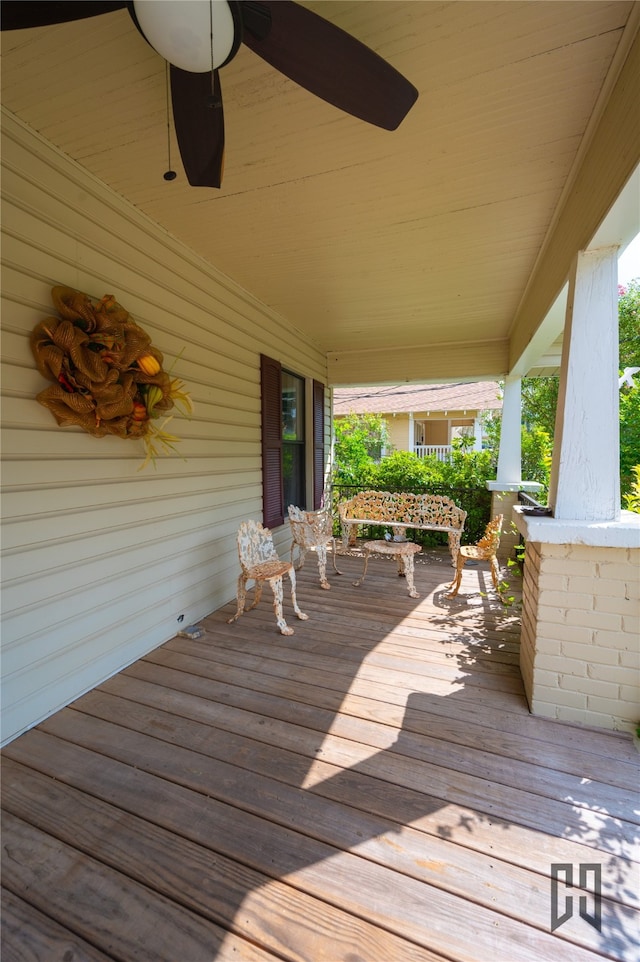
[163,62,177,181]
[207,1,222,109]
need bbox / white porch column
[496,376,522,484]
[487,376,541,560]
[549,247,620,521]
[472,417,482,451]
[514,243,639,733]
[408,412,414,453]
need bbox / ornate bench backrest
[408,493,467,528]
[339,490,465,529]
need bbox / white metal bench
[338,490,466,566]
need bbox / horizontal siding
[0,111,328,745]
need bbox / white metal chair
[288,505,342,590]
[446,514,505,602]
[227,519,309,635]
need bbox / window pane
[282,371,304,441]
[283,442,305,508]
[261,354,284,528]
[282,370,305,508]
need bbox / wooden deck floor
[2,546,639,962]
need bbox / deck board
[2,549,638,962]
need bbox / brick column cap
[513,506,640,548]
[486,481,543,492]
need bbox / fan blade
[240,1,418,131]
[1,1,127,30]
[170,66,224,188]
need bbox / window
[261,355,326,528]
[282,369,305,510]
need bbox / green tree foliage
[364,450,438,489]
[361,442,496,491]
[333,413,390,484]
[618,279,640,504]
[624,465,640,514]
[521,377,558,437]
[618,278,640,369]
[438,438,496,486]
[620,383,640,504]
[521,426,553,489]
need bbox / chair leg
[246,580,263,611]
[268,576,293,635]
[227,573,248,623]
[330,538,343,576]
[446,557,465,598]
[315,545,331,589]
[490,555,507,602]
[404,554,419,599]
[287,568,309,622]
[448,532,461,568]
[352,547,371,587]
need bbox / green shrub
[522,426,552,493]
[333,413,389,484]
[624,465,640,514]
[364,450,438,489]
[620,387,640,504]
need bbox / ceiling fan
[2,1,419,188]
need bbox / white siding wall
[0,112,329,745]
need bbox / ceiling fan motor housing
[131,0,242,73]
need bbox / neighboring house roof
[333,383,502,417]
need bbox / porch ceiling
[2,1,639,383]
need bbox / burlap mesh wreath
[31,286,192,465]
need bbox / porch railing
[513,490,549,571]
[413,444,452,462]
[517,490,546,508]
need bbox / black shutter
[313,379,325,509]
[261,354,284,528]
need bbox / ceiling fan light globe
[133,0,236,72]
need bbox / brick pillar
[487,482,543,562]
[519,538,640,733]
[490,490,520,562]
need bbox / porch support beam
[549,247,620,521]
[496,377,522,485]
[486,376,542,560]
[472,417,482,452]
